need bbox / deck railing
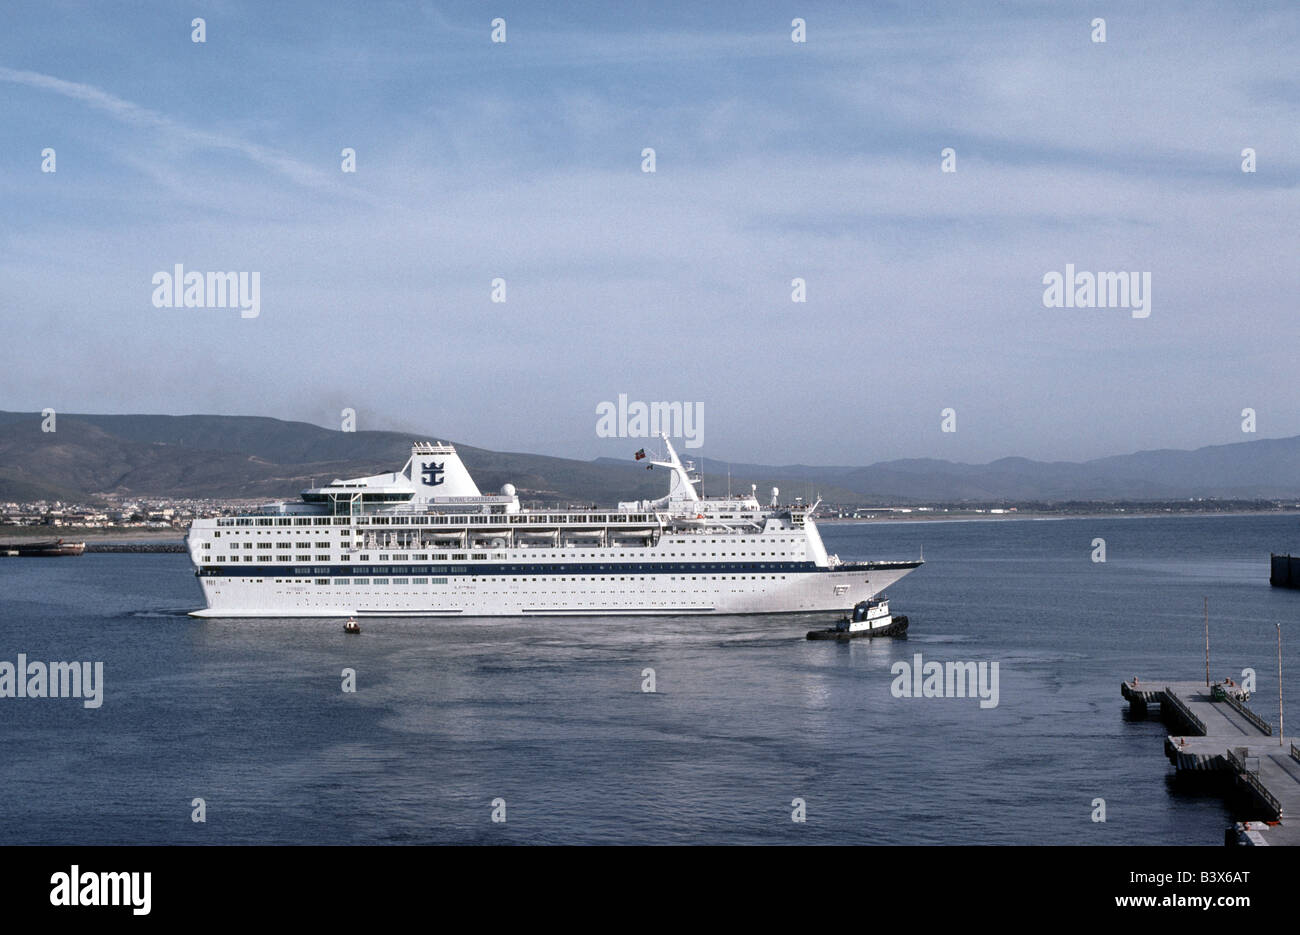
[1162,688,1206,735]
[1226,748,1283,818]
[1224,691,1273,736]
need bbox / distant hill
[0,412,662,503]
[671,436,1300,501]
[1,411,1299,504]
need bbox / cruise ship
[185,437,922,618]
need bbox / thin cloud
[0,64,331,188]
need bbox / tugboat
[344,618,361,634]
[806,597,908,640]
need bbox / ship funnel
[407,441,481,499]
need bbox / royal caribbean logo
[421,461,445,486]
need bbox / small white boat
[344,618,360,634]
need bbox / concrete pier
[1122,678,1300,846]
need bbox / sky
[1,1,1297,467]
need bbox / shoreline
[0,528,185,546]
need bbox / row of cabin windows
[209,541,810,560]
[214,555,324,562]
[280,578,454,585]
[227,551,810,561]
[258,574,785,587]
[215,538,800,546]
[240,574,789,583]
[218,575,791,588]
[221,537,804,556]
[212,523,794,539]
[213,529,804,547]
[218,514,669,529]
[216,517,343,527]
[222,555,806,564]
[215,529,348,537]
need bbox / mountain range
[2,411,1299,504]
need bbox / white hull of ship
[189,564,919,618]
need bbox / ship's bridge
[300,487,415,505]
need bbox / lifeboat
[670,513,707,529]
